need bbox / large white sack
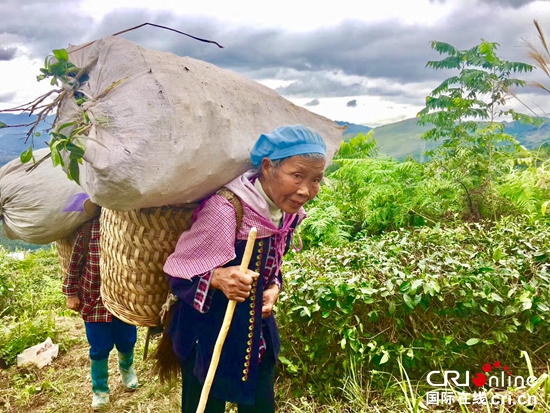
[0,148,92,244]
[57,36,345,211]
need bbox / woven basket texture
[100,205,196,327]
[56,233,77,277]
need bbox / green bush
[299,142,550,249]
[299,156,466,247]
[0,247,65,367]
[0,247,64,317]
[279,216,550,398]
[497,154,550,217]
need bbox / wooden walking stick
[196,227,258,413]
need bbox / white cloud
[0,55,55,110]
[287,96,425,127]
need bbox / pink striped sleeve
[163,195,237,279]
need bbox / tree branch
[69,22,224,55]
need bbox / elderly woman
[163,124,326,413]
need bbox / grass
[2,329,550,412]
[3,249,550,412]
[0,318,180,413]
[371,118,434,160]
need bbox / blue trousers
[85,316,137,361]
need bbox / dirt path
[0,316,180,413]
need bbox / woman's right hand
[66,296,81,311]
[211,266,258,302]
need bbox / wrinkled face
[259,155,326,214]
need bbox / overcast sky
[1,0,550,126]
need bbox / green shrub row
[278,216,550,398]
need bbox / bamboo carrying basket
[56,233,77,277]
[99,205,197,327]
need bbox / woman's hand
[211,266,259,302]
[262,284,280,319]
[66,296,81,311]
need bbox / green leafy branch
[0,49,95,146]
[36,49,80,86]
[20,113,107,185]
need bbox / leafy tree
[335,130,379,160]
[299,40,549,248]
[417,40,535,220]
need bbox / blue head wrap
[250,124,327,168]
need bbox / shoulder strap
[216,187,243,234]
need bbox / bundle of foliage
[496,150,550,217]
[300,139,550,248]
[301,154,452,244]
[278,216,550,399]
[0,248,65,367]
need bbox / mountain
[339,118,550,159]
[337,118,436,159]
[335,120,372,137]
[0,113,51,166]
[500,119,550,148]
[371,118,435,159]
[0,114,548,167]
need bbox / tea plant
[279,216,550,399]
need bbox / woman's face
[259,155,326,214]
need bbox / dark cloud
[0,47,17,61]
[346,99,358,107]
[364,84,428,106]
[0,0,92,57]
[275,72,368,97]
[481,0,537,7]
[76,7,550,112]
[1,1,548,115]
[87,7,540,87]
[108,14,424,84]
[305,98,320,106]
[3,4,542,84]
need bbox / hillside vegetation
[2,34,550,413]
[340,117,550,160]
